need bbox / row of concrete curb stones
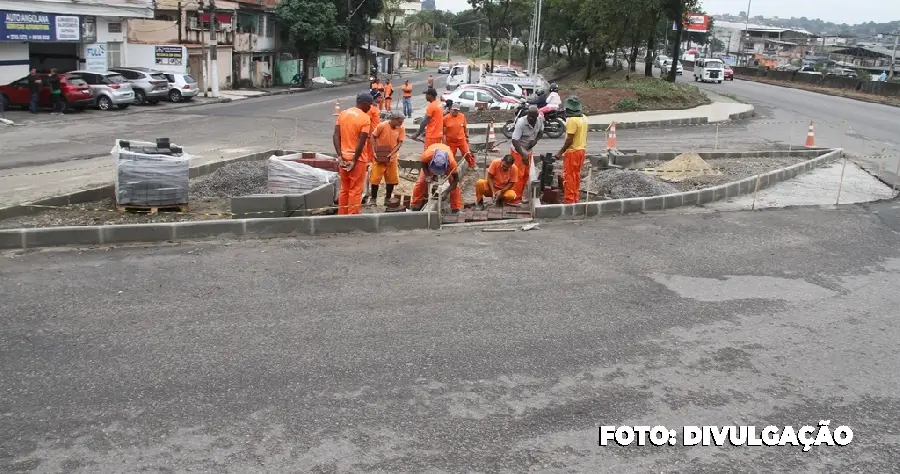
[459,108,755,135]
[534,148,842,219]
[2,143,827,252]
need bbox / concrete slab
[244,217,314,236]
[25,226,102,248]
[174,221,246,240]
[102,224,175,244]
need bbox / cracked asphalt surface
[3,202,900,472]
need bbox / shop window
[107,42,122,68]
[108,22,122,33]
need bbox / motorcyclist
[540,83,561,115]
[528,88,548,109]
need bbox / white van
[447,64,475,90]
[694,58,725,83]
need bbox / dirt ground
[559,88,639,115]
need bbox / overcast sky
[435,0,895,26]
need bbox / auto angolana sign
[1,10,81,42]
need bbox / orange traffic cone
[487,120,498,152]
[804,121,815,148]
[606,121,617,150]
[333,101,341,116]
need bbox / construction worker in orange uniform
[371,77,382,94]
[510,105,544,204]
[412,88,443,150]
[369,111,405,204]
[475,155,518,210]
[362,90,383,204]
[411,143,462,213]
[555,96,589,204]
[401,80,413,118]
[333,93,374,214]
[443,103,476,168]
[383,80,393,112]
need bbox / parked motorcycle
[502,100,566,139]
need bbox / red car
[724,66,734,81]
[0,73,94,112]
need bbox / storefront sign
[81,17,96,43]
[155,45,184,66]
[86,43,107,72]
[0,11,82,42]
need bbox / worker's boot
[368,185,379,205]
[475,201,485,211]
[385,184,395,202]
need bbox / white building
[0,0,154,84]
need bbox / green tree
[377,0,404,50]
[276,0,347,87]
[468,0,516,69]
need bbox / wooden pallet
[117,204,189,215]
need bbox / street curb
[460,106,755,135]
[0,149,284,222]
[734,76,900,109]
[0,211,441,250]
[532,148,843,220]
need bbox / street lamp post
[738,0,752,66]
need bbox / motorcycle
[502,100,566,139]
[290,73,303,85]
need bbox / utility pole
[739,0,752,66]
[209,0,219,97]
[890,32,899,80]
[177,1,182,45]
[447,26,451,62]
[477,22,481,58]
[199,2,208,97]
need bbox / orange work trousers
[563,149,587,204]
[447,138,476,168]
[384,98,392,111]
[475,179,516,204]
[424,136,443,149]
[338,161,368,214]
[510,150,532,204]
[412,172,462,210]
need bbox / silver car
[108,67,170,105]
[69,70,134,110]
[163,73,199,102]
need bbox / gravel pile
[590,169,678,199]
[190,161,267,198]
[642,156,808,191]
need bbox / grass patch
[588,77,711,110]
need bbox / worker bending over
[412,88,443,149]
[411,143,462,213]
[555,96,589,204]
[443,103,476,168]
[333,93,373,214]
[475,155,518,210]
[510,105,544,204]
[369,111,405,204]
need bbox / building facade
[0,0,154,84]
[712,20,819,67]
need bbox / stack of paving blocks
[441,206,531,224]
[114,138,190,207]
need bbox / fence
[728,67,900,98]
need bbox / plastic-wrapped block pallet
[267,154,340,200]
[113,139,191,206]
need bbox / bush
[615,97,642,111]
[589,77,710,107]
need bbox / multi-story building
[712,20,819,67]
[126,0,278,90]
[0,0,154,84]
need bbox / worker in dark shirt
[27,68,41,114]
[47,69,63,115]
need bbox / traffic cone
[606,121,617,151]
[804,121,815,148]
[487,120,498,152]
[333,101,341,116]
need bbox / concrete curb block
[0,149,282,222]
[0,211,441,250]
[608,148,829,169]
[533,148,843,220]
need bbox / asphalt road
[0,71,434,170]
[3,203,900,472]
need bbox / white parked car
[494,82,525,98]
[440,86,517,111]
[163,73,199,102]
[654,55,671,69]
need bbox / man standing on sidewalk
[510,105,544,204]
[383,80,393,112]
[556,96,588,204]
[27,68,41,114]
[401,80,413,118]
[48,69,63,115]
[412,88,443,150]
[333,93,374,214]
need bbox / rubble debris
[590,169,678,199]
[189,161,267,198]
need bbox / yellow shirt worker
[555,96,588,204]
